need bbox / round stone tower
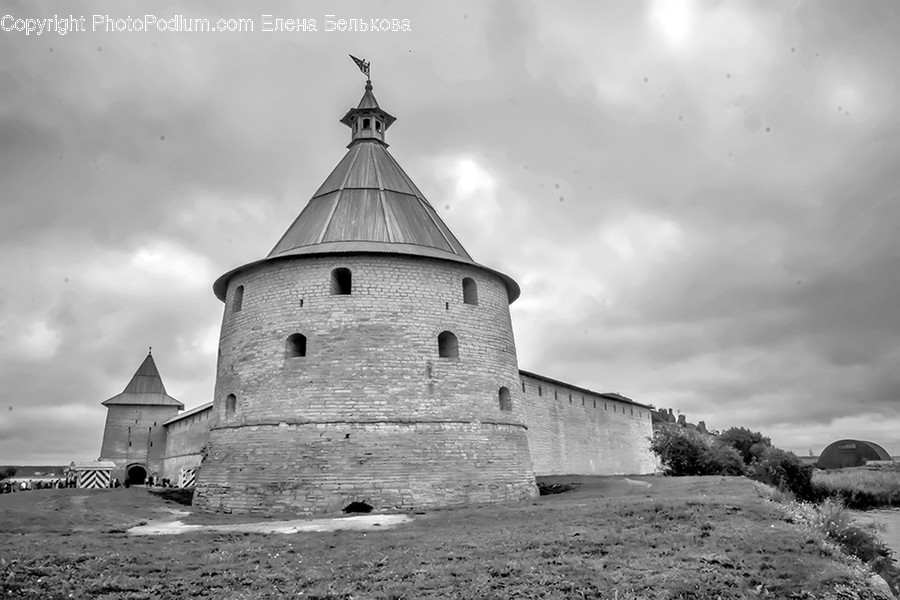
[193,78,538,514]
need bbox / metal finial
[349,54,371,79]
[149,346,152,355]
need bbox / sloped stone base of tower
[193,421,538,514]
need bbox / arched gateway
[126,464,147,485]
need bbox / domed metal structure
[817,439,892,469]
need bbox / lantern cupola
[339,79,396,147]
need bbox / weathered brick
[99,405,176,482]
[519,374,657,475]
[193,255,539,514]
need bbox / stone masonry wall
[99,404,176,482]
[162,406,213,482]
[519,373,657,475]
[197,421,535,514]
[194,254,538,513]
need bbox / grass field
[814,467,900,509]
[0,476,892,599]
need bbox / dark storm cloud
[499,1,900,453]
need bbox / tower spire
[339,62,395,148]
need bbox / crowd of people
[0,478,76,493]
[0,476,182,493]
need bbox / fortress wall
[195,422,535,514]
[162,406,213,482]
[99,405,177,481]
[195,254,537,513]
[519,373,657,476]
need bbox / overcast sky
[2,0,898,464]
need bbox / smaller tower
[98,350,184,484]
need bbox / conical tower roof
[101,351,184,408]
[213,79,520,302]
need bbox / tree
[750,447,817,501]
[650,427,745,477]
[0,466,16,481]
[718,427,771,465]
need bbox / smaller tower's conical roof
[102,350,184,408]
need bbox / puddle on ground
[128,514,413,536]
[623,478,652,488]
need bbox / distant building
[816,439,893,469]
[650,407,707,434]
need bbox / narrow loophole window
[226,394,236,414]
[232,285,244,313]
[331,268,352,295]
[438,331,458,358]
[462,278,478,305]
[285,334,307,358]
[499,387,512,411]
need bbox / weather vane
[349,54,371,81]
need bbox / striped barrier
[179,467,197,488]
[69,461,117,489]
[78,468,111,489]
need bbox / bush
[717,427,771,465]
[750,447,817,501]
[0,467,16,481]
[651,427,746,476]
[806,499,899,593]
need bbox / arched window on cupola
[362,117,371,129]
[462,278,478,305]
[285,334,307,358]
[438,331,458,359]
[499,387,512,411]
[232,285,244,313]
[331,268,352,295]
